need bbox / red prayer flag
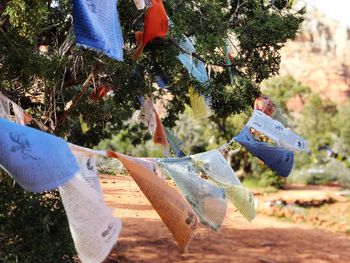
[133,0,168,60]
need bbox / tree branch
[57,65,101,129]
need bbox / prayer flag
[254,95,275,116]
[247,110,308,152]
[0,118,79,192]
[234,126,294,177]
[73,0,123,61]
[157,157,227,231]
[177,36,210,85]
[59,175,121,263]
[107,151,198,252]
[164,127,186,157]
[191,150,255,222]
[189,87,211,119]
[133,0,168,60]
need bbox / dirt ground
[101,175,350,263]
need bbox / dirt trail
[101,175,350,263]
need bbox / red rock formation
[279,1,350,105]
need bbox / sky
[304,0,350,27]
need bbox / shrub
[0,171,76,263]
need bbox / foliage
[298,94,338,152]
[263,75,311,113]
[0,0,304,142]
[0,171,76,263]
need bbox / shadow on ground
[104,217,350,263]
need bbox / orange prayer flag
[107,151,198,252]
[153,111,169,148]
[133,0,168,60]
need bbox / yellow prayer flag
[189,87,211,119]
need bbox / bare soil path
[101,175,350,263]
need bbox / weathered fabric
[69,144,107,193]
[157,157,227,231]
[188,86,211,119]
[133,0,168,59]
[72,0,123,61]
[247,110,308,152]
[0,92,25,125]
[234,126,294,177]
[164,127,186,157]
[59,175,121,263]
[191,150,255,222]
[107,151,198,252]
[177,36,209,85]
[0,118,79,192]
[138,97,156,133]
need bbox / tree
[0,0,304,261]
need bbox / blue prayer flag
[73,0,124,61]
[234,126,294,177]
[177,36,209,85]
[0,118,79,192]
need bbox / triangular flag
[107,151,197,252]
[157,157,227,231]
[191,150,255,222]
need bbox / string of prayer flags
[164,127,186,157]
[157,157,227,231]
[59,175,121,263]
[191,150,255,222]
[234,126,294,177]
[0,118,79,192]
[133,0,169,60]
[72,0,123,61]
[247,110,308,152]
[107,151,198,252]
[189,86,212,119]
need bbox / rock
[280,1,350,107]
